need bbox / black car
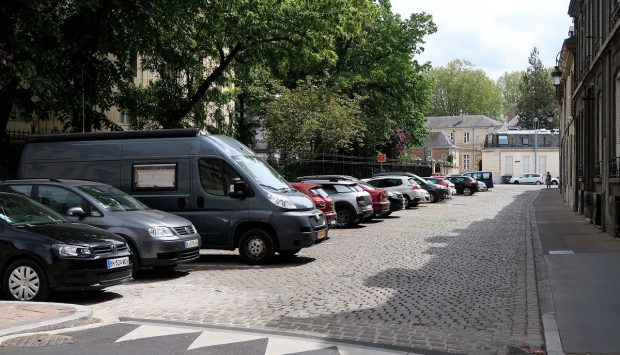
[0,192,133,301]
[445,176,479,196]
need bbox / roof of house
[426,132,457,148]
[425,115,504,129]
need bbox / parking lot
[53,185,546,354]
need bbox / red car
[290,183,337,227]
[354,182,391,218]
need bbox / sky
[390,0,573,80]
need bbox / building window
[463,132,470,144]
[449,131,455,144]
[498,135,508,145]
[463,154,470,170]
[121,111,130,125]
[522,137,529,145]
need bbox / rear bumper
[372,202,391,214]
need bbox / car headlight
[267,192,297,209]
[148,226,175,238]
[53,244,93,258]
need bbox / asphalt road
[47,185,546,354]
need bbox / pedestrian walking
[545,172,552,189]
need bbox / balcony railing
[594,160,602,179]
[611,2,620,31]
[610,157,620,178]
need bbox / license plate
[107,257,129,269]
[317,229,326,239]
[185,239,199,249]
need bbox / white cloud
[390,0,573,80]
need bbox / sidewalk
[0,301,93,337]
[532,188,620,354]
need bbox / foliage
[446,153,454,164]
[517,47,557,129]
[497,70,524,119]
[0,0,136,134]
[381,128,412,159]
[329,2,436,151]
[429,59,504,119]
[263,78,366,156]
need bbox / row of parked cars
[0,129,490,301]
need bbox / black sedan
[0,192,132,301]
[446,176,479,196]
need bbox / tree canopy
[428,60,504,120]
[517,47,557,129]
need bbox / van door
[122,159,191,220]
[190,157,249,248]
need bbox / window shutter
[615,75,620,156]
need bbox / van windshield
[232,155,291,191]
[78,185,149,212]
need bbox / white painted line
[187,330,266,350]
[115,325,198,342]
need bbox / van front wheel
[239,229,275,265]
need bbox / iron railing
[611,2,620,31]
[594,160,603,179]
[610,157,620,178]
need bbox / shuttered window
[616,73,620,156]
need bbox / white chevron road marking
[264,336,338,355]
[187,330,267,350]
[115,325,199,342]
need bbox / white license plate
[107,257,129,269]
[185,239,199,248]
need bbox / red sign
[376,153,386,163]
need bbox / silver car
[0,179,201,273]
[299,179,372,228]
[362,176,424,208]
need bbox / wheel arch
[1,253,49,291]
[233,222,279,251]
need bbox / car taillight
[316,201,326,208]
[356,196,365,206]
[381,192,388,202]
[408,184,419,189]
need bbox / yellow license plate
[317,229,326,239]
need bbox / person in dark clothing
[545,172,552,189]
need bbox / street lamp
[551,66,562,86]
[533,118,539,173]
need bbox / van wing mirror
[229,179,247,198]
[66,206,87,218]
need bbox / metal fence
[265,153,434,181]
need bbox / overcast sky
[390,0,573,80]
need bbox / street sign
[376,153,386,163]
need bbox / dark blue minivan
[462,171,494,188]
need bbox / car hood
[21,223,124,244]
[115,210,193,227]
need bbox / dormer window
[522,137,529,145]
[498,135,508,145]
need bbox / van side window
[199,158,240,196]
[482,172,491,179]
[0,185,32,197]
[133,164,177,190]
[36,185,85,215]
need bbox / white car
[363,176,424,208]
[478,181,488,191]
[509,173,546,185]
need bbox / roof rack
[26,129,201,143]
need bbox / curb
[528,195,565,355]
[0,302,93,338]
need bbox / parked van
[462,171,494,188]
[19,129,327,264]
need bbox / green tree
[429,60,504,119]
[264,79,366,156]
[497,70,524,118]
[517,47,557,129]
[0,0,141,134]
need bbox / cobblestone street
[55,185,545,354]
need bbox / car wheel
[535,181,541,185]
[552,181,558,185]
[279,249,301,257]
[239,229,275,265]
[3,259,50,301]
[336,206,356,227]
[429,192,438,203]
[404,196,413,209]
[513,181,519,184]
[463,187,473,196]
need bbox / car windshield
[0,193,67,226]
[78,185,149,212]
[232,155,291,191]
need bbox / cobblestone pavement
[54,185,544,354]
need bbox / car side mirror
[229,179,247,198]
[66,206,87,218]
